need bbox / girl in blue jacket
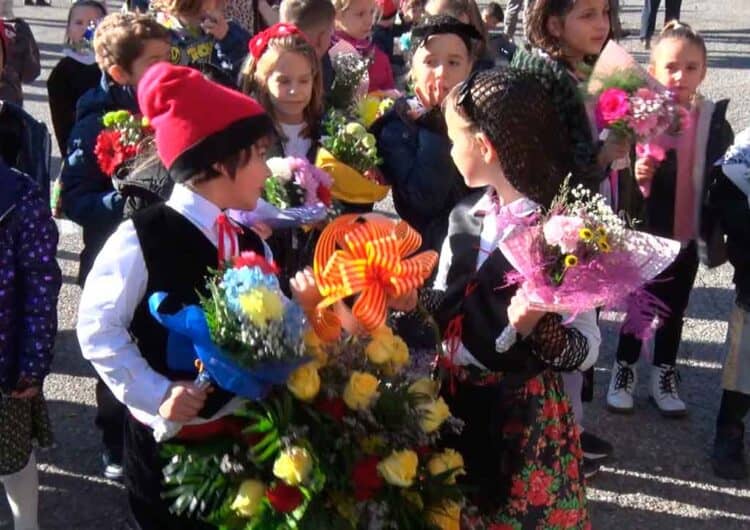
[373,15,480,254]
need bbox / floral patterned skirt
[441,369,589,530]
[0,394,53,475]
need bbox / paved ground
[1,0,749,528]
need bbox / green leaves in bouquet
[592,68,645,95]
[161,439,241,521]
[321,111,382,174]
[263,176,291,210]
[243,393,294,464]
[372,384,419,433]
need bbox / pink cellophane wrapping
[501,225,680,339]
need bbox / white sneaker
[649,364,687,417]
[606,360,637,413]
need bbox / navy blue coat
[61,75,134,284]
[373,97,471,253]
[0,162,61,391]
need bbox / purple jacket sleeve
[14,183,62,382]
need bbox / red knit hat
[137,62,274,182]
[376,0,399,19]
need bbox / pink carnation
[595,88,630,129]
[543,215,584,253]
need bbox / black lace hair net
[454,67,574,208]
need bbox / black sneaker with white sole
[582,458,600,480]
[580,431,613,461]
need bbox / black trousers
[640,0,683,40]
[616,241,699,366]
[95,376,125,461]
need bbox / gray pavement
[1,0,749,528]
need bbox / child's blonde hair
[651,20,707,63]
[239,34,323,142]
[93,12,171,72]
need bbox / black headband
[410,15,482,54]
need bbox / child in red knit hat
[76,63,314,529]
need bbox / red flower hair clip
[248,22,306,59]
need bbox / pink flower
[595,88,630,129]
[543,215,584,253]
[628,113,660,138]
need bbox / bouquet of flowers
[716,127,750,199]
[327,45,370,111]
[159,217,465,530]
[94,110,152,177]
[148,252,307,441]
[316,111,390,204]
[232,157,334,229]
[357,92,395,128]
[501,178,680,340]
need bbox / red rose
[526,377,544,396]
[548,509,568,526]
[317,184,332,207]
[266,482,304,513]
[351,456,384,500]
[510,478,526,498]
[595,88,630,128]
[527,470,553,507]
[566,460,580,481]
[542,400,559,420]
[315,396,347,422]
[544,423,562,442]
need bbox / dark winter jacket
[0,18,40,106]
[643,99,733,268]
[0,162,61,391]
[158,13,251,82]
[372,97,470,253]
[61,75,133,285]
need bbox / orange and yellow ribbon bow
[312,214,438,333]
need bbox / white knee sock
[1,452,40,530]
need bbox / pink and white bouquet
[502,178,680,340]
[233,156,334,229]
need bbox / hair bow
[248,22,305,59]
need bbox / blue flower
[221,266,279,314]
[282,301,306,344]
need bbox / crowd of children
[0,0,749,527]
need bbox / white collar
[165,183,224,243]
[469,190,539,218]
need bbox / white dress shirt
[434,192,601,371]
[77,184,272,429]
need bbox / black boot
[712,423,748,480]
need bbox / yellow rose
[230,479,266,518]
[427,449,465,484]
[343,371,380,410]
[427,500,461,530]
[303,329,328,366]
[239,287,283,327]
[388,335,409,371]
[272,447,313,486]
[418,397,451,433]
[377,449,419,487]
[409,377,438,400]
[286,362,321,402]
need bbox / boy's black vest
[129,203,265,417]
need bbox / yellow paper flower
[418,397,451,433]
[564,254,579,268]
[427,500,461,530]
[598,238,611,253]
[230,479,266,518]
[358,96,381,128]
[579,228,594,241]
[286,362,321,402]
[272,447,313,486]
[427,449,465,484]
[303,329,328,366]
[239,287,283,328]
[409,377,439,400]
[377,449,419,487]
[343,371,380,410]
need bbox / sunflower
[579,228,594,242]
[564,254,579,268]
[596,226,607,238]
[598,238,612,253]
